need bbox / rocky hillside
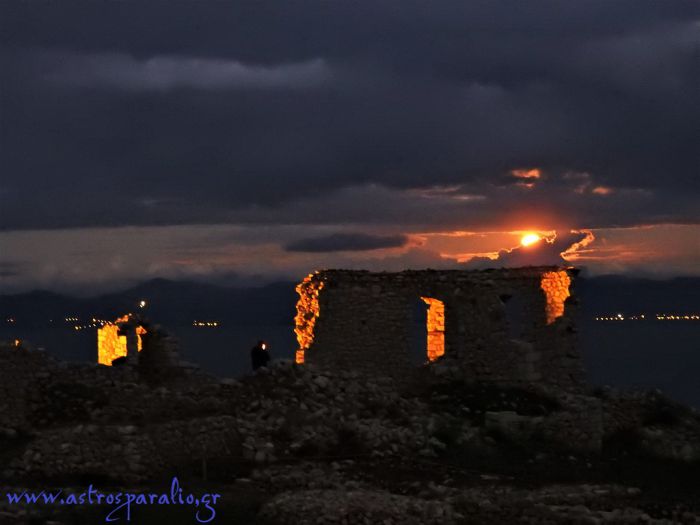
[1,343,699,524]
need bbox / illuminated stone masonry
[97,314,147,366]
[295,267,584,390]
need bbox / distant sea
[0,322,297,379]
[3,318,699,409]
[579,319,700,408]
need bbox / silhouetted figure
[111,356,128,366]
[251,340,270,371]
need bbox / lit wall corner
[97,316,147,366]
[294,272,324,364]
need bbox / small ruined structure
[96,314,191,384]
[295,267,583,390]
[97,314,147,365]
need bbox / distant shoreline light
[192,320,220,327]
[4,312,699,327]
[595,313,700,321]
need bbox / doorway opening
[502,293,529,340]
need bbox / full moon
[520,233,541,247]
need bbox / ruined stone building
[294,267,583,390]
[97,314,147,365]
[96,314,188,385]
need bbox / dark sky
[1,1,699,292]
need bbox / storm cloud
[1,0,698,233]
[0,1,698,290]
[43,52,331,92]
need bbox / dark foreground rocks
[1,343,699,524]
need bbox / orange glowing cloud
[560,230,595,261]
[510,168,541,188]
[460,229,590,269]
[510,168,542,190]
[511,168,541,180]
[592,186,614,195]
[556,225,698,275]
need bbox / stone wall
[97,314,148,365]
[0,344,49,432]
[296,267,584,390]
[0,339,215,436]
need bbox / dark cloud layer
[0,261,22,278]
[285,233,409,253]
[0,1,699,232]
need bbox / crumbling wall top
[298,267,576,293]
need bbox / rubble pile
[597,387,700,462]
[259,488,458,525]
[1,344,699,523]
[450,484,698,524]
[257,480,699,525]
[231,360,452,462]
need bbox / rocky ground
[1,346,699,524]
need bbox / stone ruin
[295,266,584,390]
[2,266,700,525]
[96,313,190,383]
[97,314,148,365]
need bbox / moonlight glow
[520,233,541,247]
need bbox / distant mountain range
[1,274,698,328]
[0,278,298,328]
